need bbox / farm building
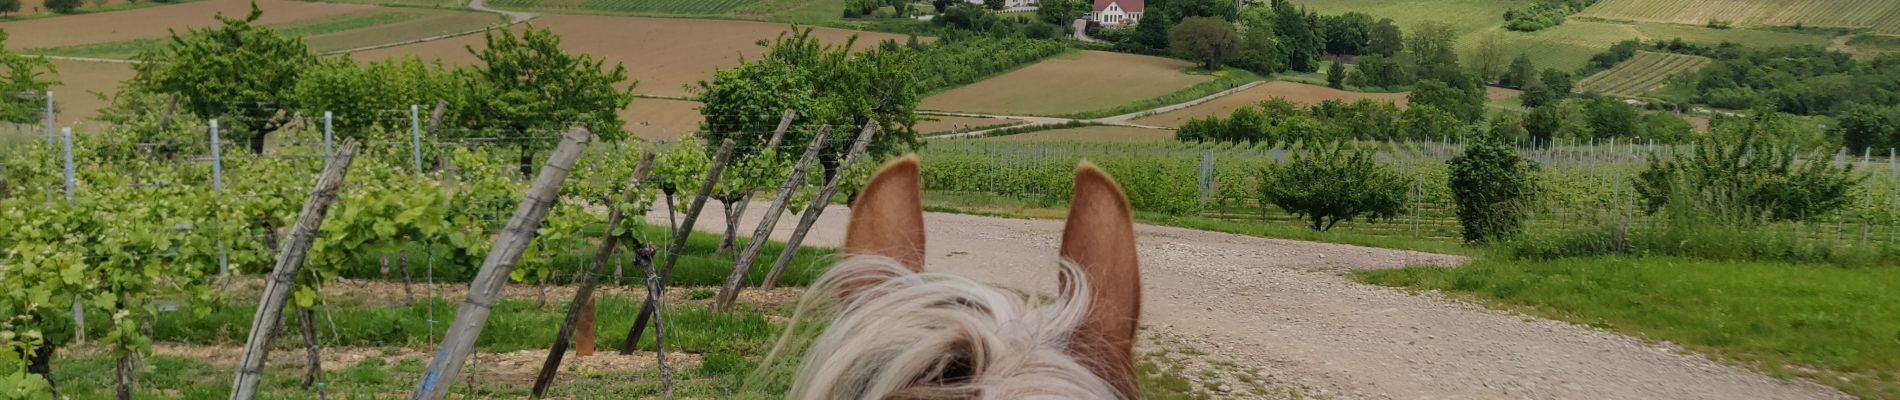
[968,0,1040,8]
[1090,0,1144,26]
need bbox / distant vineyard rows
[1578,51,1711,97]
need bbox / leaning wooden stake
[409,129,592,400]
[713,125,832,311]
[761,121,878,290]
[621,139,738,354]
[228,140,361,400]
[529,152,655,398]
[716,110,796,256]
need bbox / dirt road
[648,203,1848,399]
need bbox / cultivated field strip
[1578,51,1712,97]
[484,0,757,15]
[1579,0,1900,34]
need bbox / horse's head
[785,155,1141,399]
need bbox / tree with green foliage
[1326,61,1346,89]
[1272,5,1322,72]
[42,0,79,13]
[1134,11,1175,50]
[1500,53,1536,89]
[1634,112,1861,222]
[0,0,22,15]
[1407,79,1485,123]
[453,25,632,176]
[1169,17,1240,69]
[1347,54,1409,89]
[1468,30,1507,83]
[1838,105,1899,152]
[1367,18,1403,57]
[1257,142,1407,231]
[1320,12,1374,55]
[293,55,473,140]
[1523,101,1565,142]
[985,0,1004,10]
[1486,113,1528,141]
[1038,0,1081,25]
[1582,96,1638,139]
[1448,137,1538,243]
[133,5,313,154]
[1233,27,1282,74]
[1404,21,1467,87]
[1519,77,1555,108]
[1540,68,1573,100]
[933,0,954,12]
[0,30,57,124]
[1399,104,1463,140]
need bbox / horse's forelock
[774,255,1124,400]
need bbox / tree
[1633,112,1861,222]
[458,25,633,174]
[1539,68,1573,101]
[933,0,954,12]
[1233,27,1282,74]
[1326,61,1346,89]
[1407,79,1485,123]
[43,0,79,13]
[0,0,21,15]
[0,30,58,124]
[1038,0,1080,25]
[1582,96,1638,138]
[1257,142,1407,231]
[1347,54,1409,88]
[1398,104,1462,140]
[133,5,313,154]
[1448,137,1538,243]
[1133,11,1175,50]
[1320,12,1374,55]
[1273,6,1322,72]
[1500,53,1536,89]
[985,0,1004,10]
[1837,105,1898,152]
[1524,101,1565,142]
[1405,21,1466,87]
[1169,17,1240,69]
[1468,30,1507,83]
[1367,18,1403,56]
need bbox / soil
[920,50,1214,116]
[65,342,701,387]
[655,202,1852,399]
[1132,81,1409,128]
[0,0,374,49]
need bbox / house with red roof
[1090,0,1144,26]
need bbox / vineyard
[919,137,1900,247]
[1577,51,1710,98]
[1577,0,1900,34]
[482,0,761,15]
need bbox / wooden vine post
[409,129,592,400]
[716,110,796,256]
[761,121,879,290]
[621,139,738,354]
[228,140,362,400]
[529,152,656,398]
[713,125,833,311]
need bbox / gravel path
[649,203,1849,399]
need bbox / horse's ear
[844,155,927,272]
[1058,161,1141,396]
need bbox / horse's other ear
[844,155,927,272]
[1058,161,1141,397]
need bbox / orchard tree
[0,0,21,15]
[1257,142,1407,231]
[458,25,634,173]
[1448,137,1538,243]
[0,30,58,124]
[133,4,313,154]
[1500,53,1536,89]
[1367,18,1403,56]
[1405,20,1467,87]
[1838,105,1899,151]
[1169,17,1240,69]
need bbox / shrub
[43,0,81,13]
[1448,138,1538,243]
[1256,142,1407,231]
[1632,112,1862,222]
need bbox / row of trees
[1177,83,1694,145]
[1112,0,1412,76]
[1249,136,1538,244]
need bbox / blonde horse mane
[773,255,1122,400]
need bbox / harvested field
[979,125,1171,142]
[354,15,909,98]
[1579,0,1900,35]
[0,0,374,49]
[47,60,135,123]
[920,51,1211,116]
[1485,86,1521,100]
[1133,81,1407,128]
[305,9,502,53]
[623,97,704,140]
[916,115,1021,134]
[1578,51,1712,97]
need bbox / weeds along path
[652,203,1850,399]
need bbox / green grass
[23,10,426,58]
[1357,256,1900,399]
[1275,69,1410,94]
[1848,34,1900,52]
[1060,69,1266,120]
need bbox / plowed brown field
[0,0,374,49]
[920,51,1209,117]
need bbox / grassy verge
[920,191,1473,255]
[23,10,425,58]
[1357,256,1900,399]
[1061,69,1266,120]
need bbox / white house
[967,0,1040,8]
[1090,0,1144,26]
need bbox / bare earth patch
[624,97,705,140]
[1133,81,1408,128]
[979,125,1171,142]
[46,59,135,123]
[0,0,374,49]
